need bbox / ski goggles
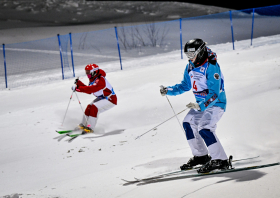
[185,42,206,59]
[85,69,97,78]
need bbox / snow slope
[1,35,280,198]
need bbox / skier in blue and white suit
[160,38,229,173]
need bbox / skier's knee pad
[199,129,217,146]
[85,105,91,116]
[183,122,195,140]
[85,104,98,117]
[89,104,98,117]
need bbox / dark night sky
[174,1,279,10]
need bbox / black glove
[74,77,79,84]
[160,85,168,96]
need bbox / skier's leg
[94,99,116,114]
[87,104,98,130]
[180,109,211,170]
[80,104,92,126]
[86,99,116,131]
[183,109,208,157]
[198,106,227,160]
[79,103,98,131]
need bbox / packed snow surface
[0,1,280,198]
[1,35,280,198]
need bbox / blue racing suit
[166,59,227,112]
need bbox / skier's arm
[76,80,86,87]
[198,64,221,111]
[166,65,192,96]
[77,77,106,94]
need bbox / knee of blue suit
[183,122,195,140]
[199,129,217,147]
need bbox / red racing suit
[76,69,117,105]
[75,69,117,120]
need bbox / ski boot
[78,124,93,133]
[82,125,94,133]
[180,155,211,170]
[82,127,93,133]
[197,155,233,173]
[78,123,86,130]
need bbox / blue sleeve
[198,63,221,111]
[166,65,192,96]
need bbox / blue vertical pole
[69,33,75,77]
[2,44,8,88]
[180,18,183,59]
[251,9,255,46]
[229,11,235,50]
[114,27,123,70]
[57,34,64,80]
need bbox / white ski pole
[165,95,185,133]
[135,108,188,140]
[61,90,74,126]
[74,91,89,127]
[73,76,90,128]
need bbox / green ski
[56,130,75,134]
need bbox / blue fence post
[251,8,255,46]
[57,34,64,80]
[229,10,235,50]
[180,18,183,59]
[114,26,123,70]
[69,33,75,77]
[2,44,8,88]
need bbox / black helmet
[184,38,207,67]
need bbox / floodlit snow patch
[0,35,280,198]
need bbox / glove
[71,84,77,92]
[74,77,79,84]
[160,85,168,96]
[186,102,201,110]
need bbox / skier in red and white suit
[72,64,117,132]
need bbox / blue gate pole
[57,34,64,80]
[2,44,8,88]
[229,11,235,50]
[251,9,255,46]
[180,18,183,59]
[69,33,75,77]
[114,26,123,70]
